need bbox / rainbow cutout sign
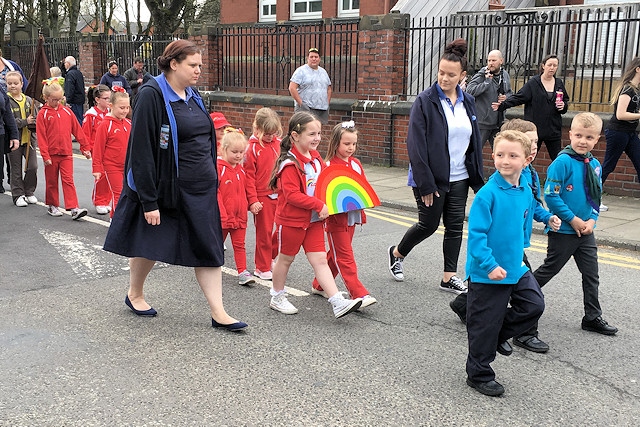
[315,165,381,215]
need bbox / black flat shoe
[212,318,248,332]
[125,295,157,317]
[466,378,505,396]
[513,335,549,353]
[581,316,618,335]
[497,340,513,356]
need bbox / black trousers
[466,271,545,382]
[480,127,499,149]
[397,179,468,272]
[538,137,562,161]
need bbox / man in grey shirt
[289,48,332,124]
[466,50,512,147]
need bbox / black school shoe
[581,316,618,335]
[497,340,513,356]
[513,335,549,353]
[466,378,505,397]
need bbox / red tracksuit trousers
[253,196,278,272]
[44,154,79,209]
[312,226,369,298]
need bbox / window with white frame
[290,0,322,20]
[338,0,360,18]
[260,0,277,22]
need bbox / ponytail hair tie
[42,77,62,86]
[112,86,126,93]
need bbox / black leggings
[397,179,469,272]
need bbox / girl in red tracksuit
[91,88,131,218]
[217,128,255,286]
[244,107,282,280]
[267,111,362,319]
[84,84,112,214]
[311,121,377,309]
[37,81,91,219]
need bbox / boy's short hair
[571,112,603,133]
[493,130,532,158]
[501,118,537,133]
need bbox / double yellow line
[368,208,640,270]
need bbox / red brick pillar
[190,28,221,91]
[79,33,106,85]
[357,14,409,101]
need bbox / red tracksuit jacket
[274,145,325,228]
[92,115,131,174]
[36,104,89,162]
[244,134,280,204]
[217,158,250,229]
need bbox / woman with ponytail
[387,38,484,294]
[600,57,640,211]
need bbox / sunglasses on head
[309,48,319,53]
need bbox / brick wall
[68,13,638,198]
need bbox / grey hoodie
[466,66,512,130]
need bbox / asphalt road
[1,154,639,425]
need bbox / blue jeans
[602,128,640,184]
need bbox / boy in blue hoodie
[465,130,545,397]
[516,112,618,352]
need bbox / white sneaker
[270,293,298,314]
[599,203,608,212]
[331,296,362,318]
[254,270,273,280]
[95,205,110,215]
[47,205,63,217]
[15,195,28,207]
[71,208,88,220]
[25,195,38,204]
[238,270,255,286]
[359,295,378,309]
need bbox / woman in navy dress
[104,40,247,331]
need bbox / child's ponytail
[268,111,317,191]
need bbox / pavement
[363,163,640,251]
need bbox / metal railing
[96,34,188,77]
[405,4,640,111]
[14,34,187,80]
[215,19,359,95]
[13,36,82,75]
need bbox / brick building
[220,0,399,24]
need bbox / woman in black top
[601,57,640,209]
[104,40,247,331]
[495,55,569,160]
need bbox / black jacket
[1,90,19,144]
[64,65,85,105]
[498,75,569,141]
[123,78,215,213]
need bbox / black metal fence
[97,34,188,77]
[405,4,640,111]
[215,19,359,95]
[13,36,82,75]
[14,34,187,80]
